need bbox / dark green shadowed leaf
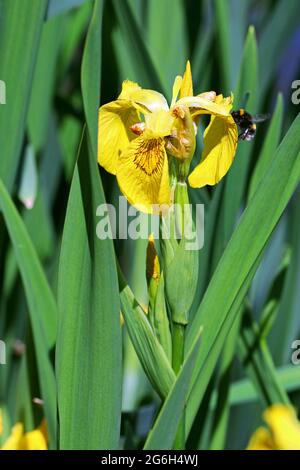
[248,94,283,201]
[220,364,300,408]
[56,0,121,450]
[81,0,104,157]
[209,313,241,450]
[111,0,163,92]
[56,131,122,450]
[59,1,92,78]
[46,0,89,19]
[186,112,300,433]
[269,190,300,364]
[223,25,258,242]
[147,0,188,98]
[214,0,231,93]
[186,257,262,435]
[28,14,64,153]
[190,184,223,318]
[0,178,57,447]
[119,270,175,399]
[144,330,202,450]
[214,0,249,93]
[259,0,300,100]
[238,309,290,408]
[0,0,48,191]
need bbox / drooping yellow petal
[98,100,139,174]
[171,75,183,107]
[177,95,231,118]
[116,131,171,214]
[145,109,174,136]
[264,405,300,450]
[177,93,233,120]
[188,114,238,188]
[180,60,193,98]
[246,427,274,450]
[214,93,234,113]
[198,90,217,101]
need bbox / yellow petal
[177,95,232,117]
[117,132,171,214]
[98,100,139,174]
[180,60,193,98]
[0,409,3,436]
[171,75,183,107]
[1,423,24,450]
[146,233,160,283]
[246,427,274,450]
[198,91,217,101]
[264,405,300,450]
[214,93,234,112]
[119,80,168,113]
[118,80,141,99]
[19,429,47,450]
[130,89,169,113]
[188,114,238,188]
[145,109,174,136]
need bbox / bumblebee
[231,108,269,141]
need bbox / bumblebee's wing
[240,91,250,109]
[252,113,270,123]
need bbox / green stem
[172,322,186,450]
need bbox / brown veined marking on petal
[133,138,164,176]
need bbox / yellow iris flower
[0,411,47,450]
[247,404,300,450]
[98,61,238,213]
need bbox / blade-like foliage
[0,0,48,191]
[186,112,300,431]
[144,330,202,450]
[56,0,122,449]
[0,179,57,446]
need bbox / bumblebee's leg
[238,128,249,140]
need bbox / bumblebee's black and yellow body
[231,108,268,141]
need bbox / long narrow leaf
[0,0,48,191]
[0,178,57,446]
[186,112,300,432]
[56,0,122,449]
[144,331,202,450]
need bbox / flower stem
[172,321,186,450]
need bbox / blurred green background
[0,0,300,450]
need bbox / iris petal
[180,60,193,98]
[119,80,169,113]
[264,405,300,450]
[1,423,23,450]
[177,95,231,117]
[118,80,141,99]
[188,114,238,188]
[145,109,175,137]
[246,427,274,450]
[129,89,169,113]
[98,100,139,175]
[117,132,171,213]
[171,75,183,107]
